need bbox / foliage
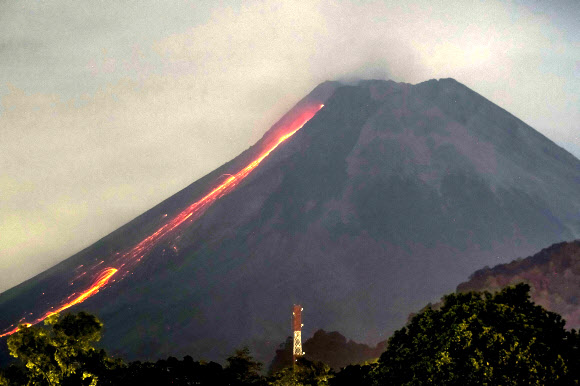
[5,288,579,386]
[329,362,376,386]
[267,366,299,385]
[293,357,332,386]
[103,356,226,386]
[2,312,121,386]
[375,283,580,385]
[225,346,266,385]
[0,364,28,386]
[268,357,332,386]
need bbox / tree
[3,312,122,386]
[267,366,299,386]
[0,364,28,386]
[374,283,580,385]
[329,362,376,386]
[293,357,332,386]
[268,357,332,386]
[225,347,265,385]
[109,356,227,386]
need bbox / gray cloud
[0,0,578,292]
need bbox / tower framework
[292,304,303,363]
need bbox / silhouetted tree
[329,362,376,386]
[0,363,28,386]
[103,356,226,386]
[225,347,265,385]
[268,357,332,386]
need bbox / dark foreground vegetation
[2,283,580,385]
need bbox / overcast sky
[0,0,578,292]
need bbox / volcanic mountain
[1,78,579,364]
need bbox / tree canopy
[225,346,265,385]
[375,283,580,385]
[2,312,121,386]
[268,357,331,386]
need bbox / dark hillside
[458,240,580,328]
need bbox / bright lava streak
[1,103,324,337]
[44,268,118,318]
[0,268,117,338]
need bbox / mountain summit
[1,78,579,363]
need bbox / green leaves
[376,283,577,385]
[268,357,332,386]
[4,312,119,386]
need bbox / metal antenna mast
[292,304,304,363]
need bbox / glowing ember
[0,103,324,337]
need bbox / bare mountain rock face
[1,78,579,365]
[458,240,580,328]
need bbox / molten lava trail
[0,268,118,337]
[0,103,324,337]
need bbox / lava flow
[0,103,324,337]
[0,268,117,338]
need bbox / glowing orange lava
[0,268,117,338]
[1,103,324,337]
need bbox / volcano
[1,78,579,364]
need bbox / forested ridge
[458,240,580,328]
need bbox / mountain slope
[457,240,580,328]
[1,78,579,364]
